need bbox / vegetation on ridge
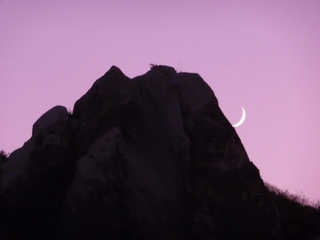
[266,183,320,240]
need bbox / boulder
[0,105,75,239]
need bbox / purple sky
[1,1,320,202]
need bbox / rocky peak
[0,66,319,240]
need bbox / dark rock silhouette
[0,66,319,240]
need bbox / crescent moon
[232,107,246,127]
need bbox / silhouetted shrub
[0,150,8,164]
[149,63,158,69]
[266,183,312,206]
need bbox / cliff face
[0,66,284,239]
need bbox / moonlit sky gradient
[1,1,320,201]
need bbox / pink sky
[1,0,320,202]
